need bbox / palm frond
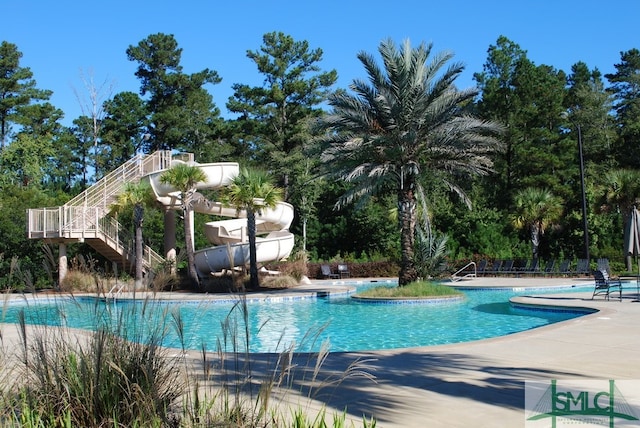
[414,222,449,279]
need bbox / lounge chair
[519,259,539,276]
[486,260,503,276]
[592,269,622,301]
[337,263,350,278]
[541,260,556,276]
[320,264,339,279]
[597,258,610,273]
[475,259,488,276]
[498,260,515,275]
[575,259,591,276]
[513,259,528,273]
[557,260,571,276]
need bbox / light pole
[576,124,590,262]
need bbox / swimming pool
[1,282,593,353]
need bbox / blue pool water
[1,282,593,353]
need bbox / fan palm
[159,163,207,288]
[604,169,640,211]
[511,187,563,261]
[109,181,155,289]
[319,38,504,285]
[220,167,283,290]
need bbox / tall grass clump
[8,297,185,427]
[269,250,309,281]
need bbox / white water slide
[145,160,295,278]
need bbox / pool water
[1,282,592,353]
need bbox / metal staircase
[26,151,192,273]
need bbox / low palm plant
[220,167,283,290]
[510,187,563,261]
[160,162,208,289]
[109,181,156,290]
[414,226,449,280]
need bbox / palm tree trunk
[531,222,541,260]
[182,197,200,289]
[398,186,418,286]
[247,210,259,290]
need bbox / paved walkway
[2,276,640,427]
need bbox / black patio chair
[592,269,622,301]
[486,260,503,276]
[541,260,556,276]
[320,264,339,279]
[575,259,591,276]
[597,258,610,273]
[519,259,540,276]
[498,259,515,275]
[513,259,529,273]
[557,260,571,276]
[475,259,488,276]
[337,263,350,278]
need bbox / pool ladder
[451,261,477,282]
[107,282,126,301]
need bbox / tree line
[1,31,640,288]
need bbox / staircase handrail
[65,151,179,210]
[98,215,164,270]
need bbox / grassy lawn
[356,280,463,298]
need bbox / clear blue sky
[4,0,640,125]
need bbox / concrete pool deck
[2,275,639,427]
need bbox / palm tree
[511,188,563,261]
[160,163,207,288]
[319,38,504,286]
[603,169,640,270]
[109,181,155,289]
[220,167,283,290]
